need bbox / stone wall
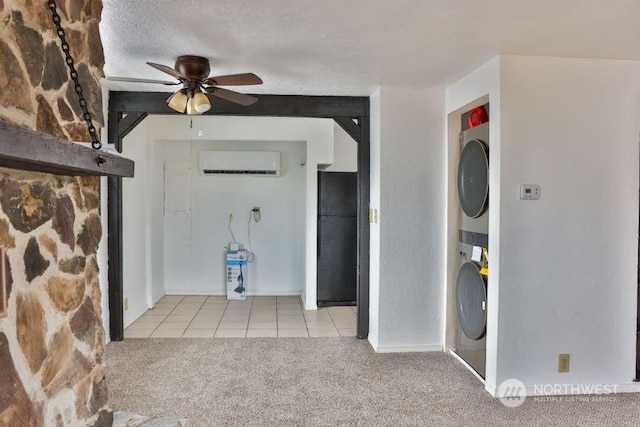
[0,1,110,426]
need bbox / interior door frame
[637,186,640,381]
[107,92,370,341]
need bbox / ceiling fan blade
[146,62,188,80]
[107,76,179,85]
[205,87,258,106]
[203,73,263,86]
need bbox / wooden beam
[109,92,369,118]
[356,115,370,339]
[0,119,134,177]
[117,112,148,141]
[107,92,371,342]
[333,116,361,143]
[108,176,124,341]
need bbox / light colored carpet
[106,338,640,427]
[112,411,187,427]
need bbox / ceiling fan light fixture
[167,90,188,113]
[119,56,263,112]
[193,91,211,113]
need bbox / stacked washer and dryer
[454,105,490,379]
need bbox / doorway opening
[107,93,370,341]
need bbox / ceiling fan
[107,55,263,114]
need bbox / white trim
[368,335,379,352]
[249,291,301,297]
[373,344,444,353]
[449,349,486,385]
[614,384,640,394]
[164,290,303,297]
[123,305,149,329]
[484,382,496,396]
[152,293,164,306]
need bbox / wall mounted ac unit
[199,151,281,176]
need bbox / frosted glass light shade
[167,90,188,113]
[193,92,211,113]
[186,97,195,115]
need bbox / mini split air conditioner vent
[199,151,281,176]
[202,169,278,175]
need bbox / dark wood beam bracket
[333,116,361,143]
[109,92,369,118]
[117,112,148,141]
[0,119,134,177]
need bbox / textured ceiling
[101,0,640,96]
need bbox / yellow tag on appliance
[479,247,489,276]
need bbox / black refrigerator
[317,171,357,306]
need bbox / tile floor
[124,295,358,339]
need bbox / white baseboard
[367,336,379,351]
[247,291,302,297]
[123,305,149,329]
[484,383,496,396]
[448,349,486,385]
[372,343,444,353]
[615,383,640,393]
[164,290,223,296]
[164,290,302,297]
[153,294,164,305]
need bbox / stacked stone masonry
[0,0,104,141]
[0,0,110,426]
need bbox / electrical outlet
[558,353,570,373]
[252,207,261,222]
[124,297,128,311]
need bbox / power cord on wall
[228,213,237,243]
[246,208,260,263]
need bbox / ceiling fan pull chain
[47,0,102,150]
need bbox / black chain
[47,0,101,150]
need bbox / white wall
[498,56,639,393]
[447,55,640,395]
[369,86,446,352]
[161,140,307,295]
[325,123,358,172]
[121,120,153,326]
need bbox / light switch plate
[369,208,379,224]
[519,184,541,200]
